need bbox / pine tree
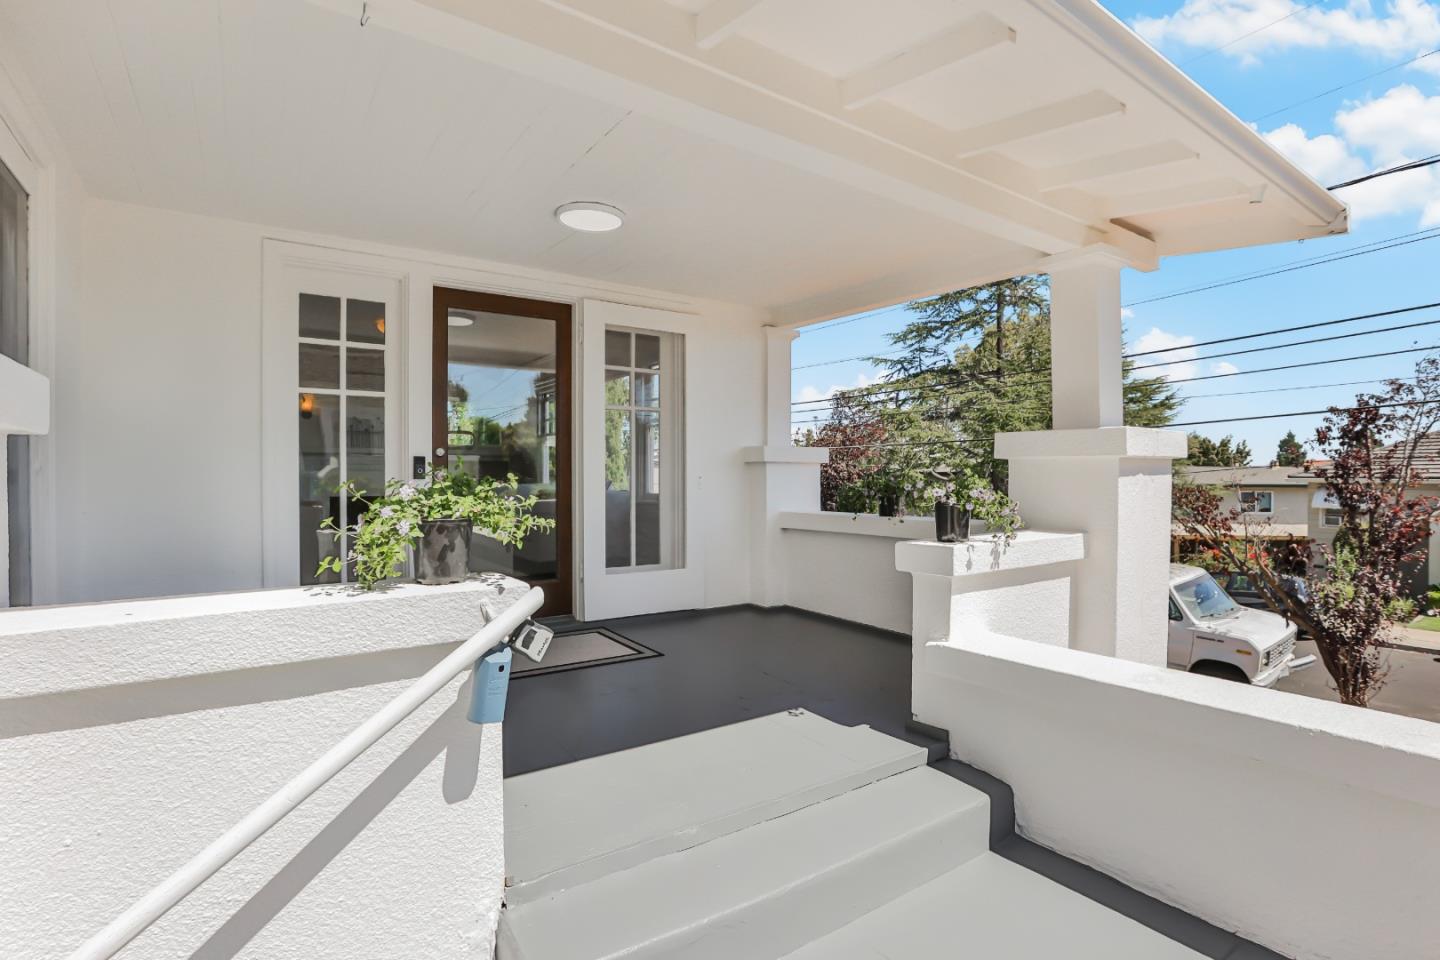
[1275,430,1306,467]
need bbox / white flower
[379,506,394,518]
[397,520,412,536]
[397,483,417,501]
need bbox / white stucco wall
[64,198,767,614]
[918,632,1440,960]
[0,578,522,959]
[778,512,935,634]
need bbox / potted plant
[930,465,1023,545]
[318,463,554,589]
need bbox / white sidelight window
[1,159,29,606]
[296,294,388,584]
[603,328,683,569]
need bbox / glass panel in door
[443,307,559,583]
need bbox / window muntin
[1323,508,1343,527]
[604,328,682,570]
[1239,490,1274,514]
[298,295,387,585]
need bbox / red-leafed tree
[1173,355,1440,706]
[797,393,889,511]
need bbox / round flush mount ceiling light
[555,201,625,233]
[447,313,475,328]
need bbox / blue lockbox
[468,645,513,724]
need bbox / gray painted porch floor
[502,606,1286,960]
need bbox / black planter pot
[878,494,900,518]
[416,518,473,584]
[934,500,972,543]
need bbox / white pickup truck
[1167,564,1314,686]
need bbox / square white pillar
[992,248,1185,666]
[763,325,798,446]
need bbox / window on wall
[297,294,387,585]
[1323,509,1343,527]
[1239,490,1273,514]
[1,159,29,606]
[604,328,683,570]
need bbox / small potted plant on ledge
[931,464,1023,546]
[319,463,554,589]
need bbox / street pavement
[1276,639,1440,723]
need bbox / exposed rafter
[1036,141,1197,191]
[1106,179,1251,220]
[951,91,1125,158]
[694,0,770,50]
[840,14,1016,110]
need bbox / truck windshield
[1175,573,1240,620]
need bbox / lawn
[1409,615,1440,632]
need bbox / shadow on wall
[0,643,460,738]
[0,650,489,958]
[193,683,484,959]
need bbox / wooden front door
[433,287,572,617]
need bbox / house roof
[0,0,1347,322]
[1179,464,1311,487]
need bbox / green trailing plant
[318,462,554,589]
[928,462,1023,545]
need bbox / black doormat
[510,626,661,678]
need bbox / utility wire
[1125,301,1440,357]
[1250,48,1440,123]
[1328,153,1440,191]
[1179,1,1321,67]
[1123,227,1440,307]
[1171,398,1439,429]
[1130,316,1440,370]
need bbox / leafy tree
[797,395,888,511]
[1275,430,1306,467]
[1184,433,1252,467]
[1173,355,1440,706]
[833,277,1180,487]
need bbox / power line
[1125,301,1440,357]
[1123,227,1440,307]
[1250,48,1440,123]
[1171,397,1439,429]
[795,304,901,337]
[1180,0,1321,67]
[1328,153,1440,191]
[1182,375,1419,400]
[1130,316,1440,370]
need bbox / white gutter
[1029,0,1349,233]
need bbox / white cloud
[1134,0,1440,72]
[1211,360,1241,375]
[1121,307,1136,320]
[1259,86,1440,225]
[1131,326,1198,380]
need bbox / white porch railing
[65,585,543,960]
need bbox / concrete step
[497,765,990,960]
[502,709,928,905]
[776,852,1208,960]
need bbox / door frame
[432,286,574,618]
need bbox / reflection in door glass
[446,308,559,581]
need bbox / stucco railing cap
[896,531,1084,578]
[995,426,1187,460]
[0,576,531,699]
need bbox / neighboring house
[1174,464,1312,569]
[0,4,1433,960]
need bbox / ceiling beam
[951,91,1125,158]
[695,0,769,50]
[385,0,1102,255]
[1106,178,1250,220]
[1035,141,1197,191]
[840,14,1015,110]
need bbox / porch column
[997,249,1184,666]
[745,325,826,606]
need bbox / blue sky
[792,0,1440,463]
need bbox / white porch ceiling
[0,0,1347,323]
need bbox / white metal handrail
[67,585,545,960]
